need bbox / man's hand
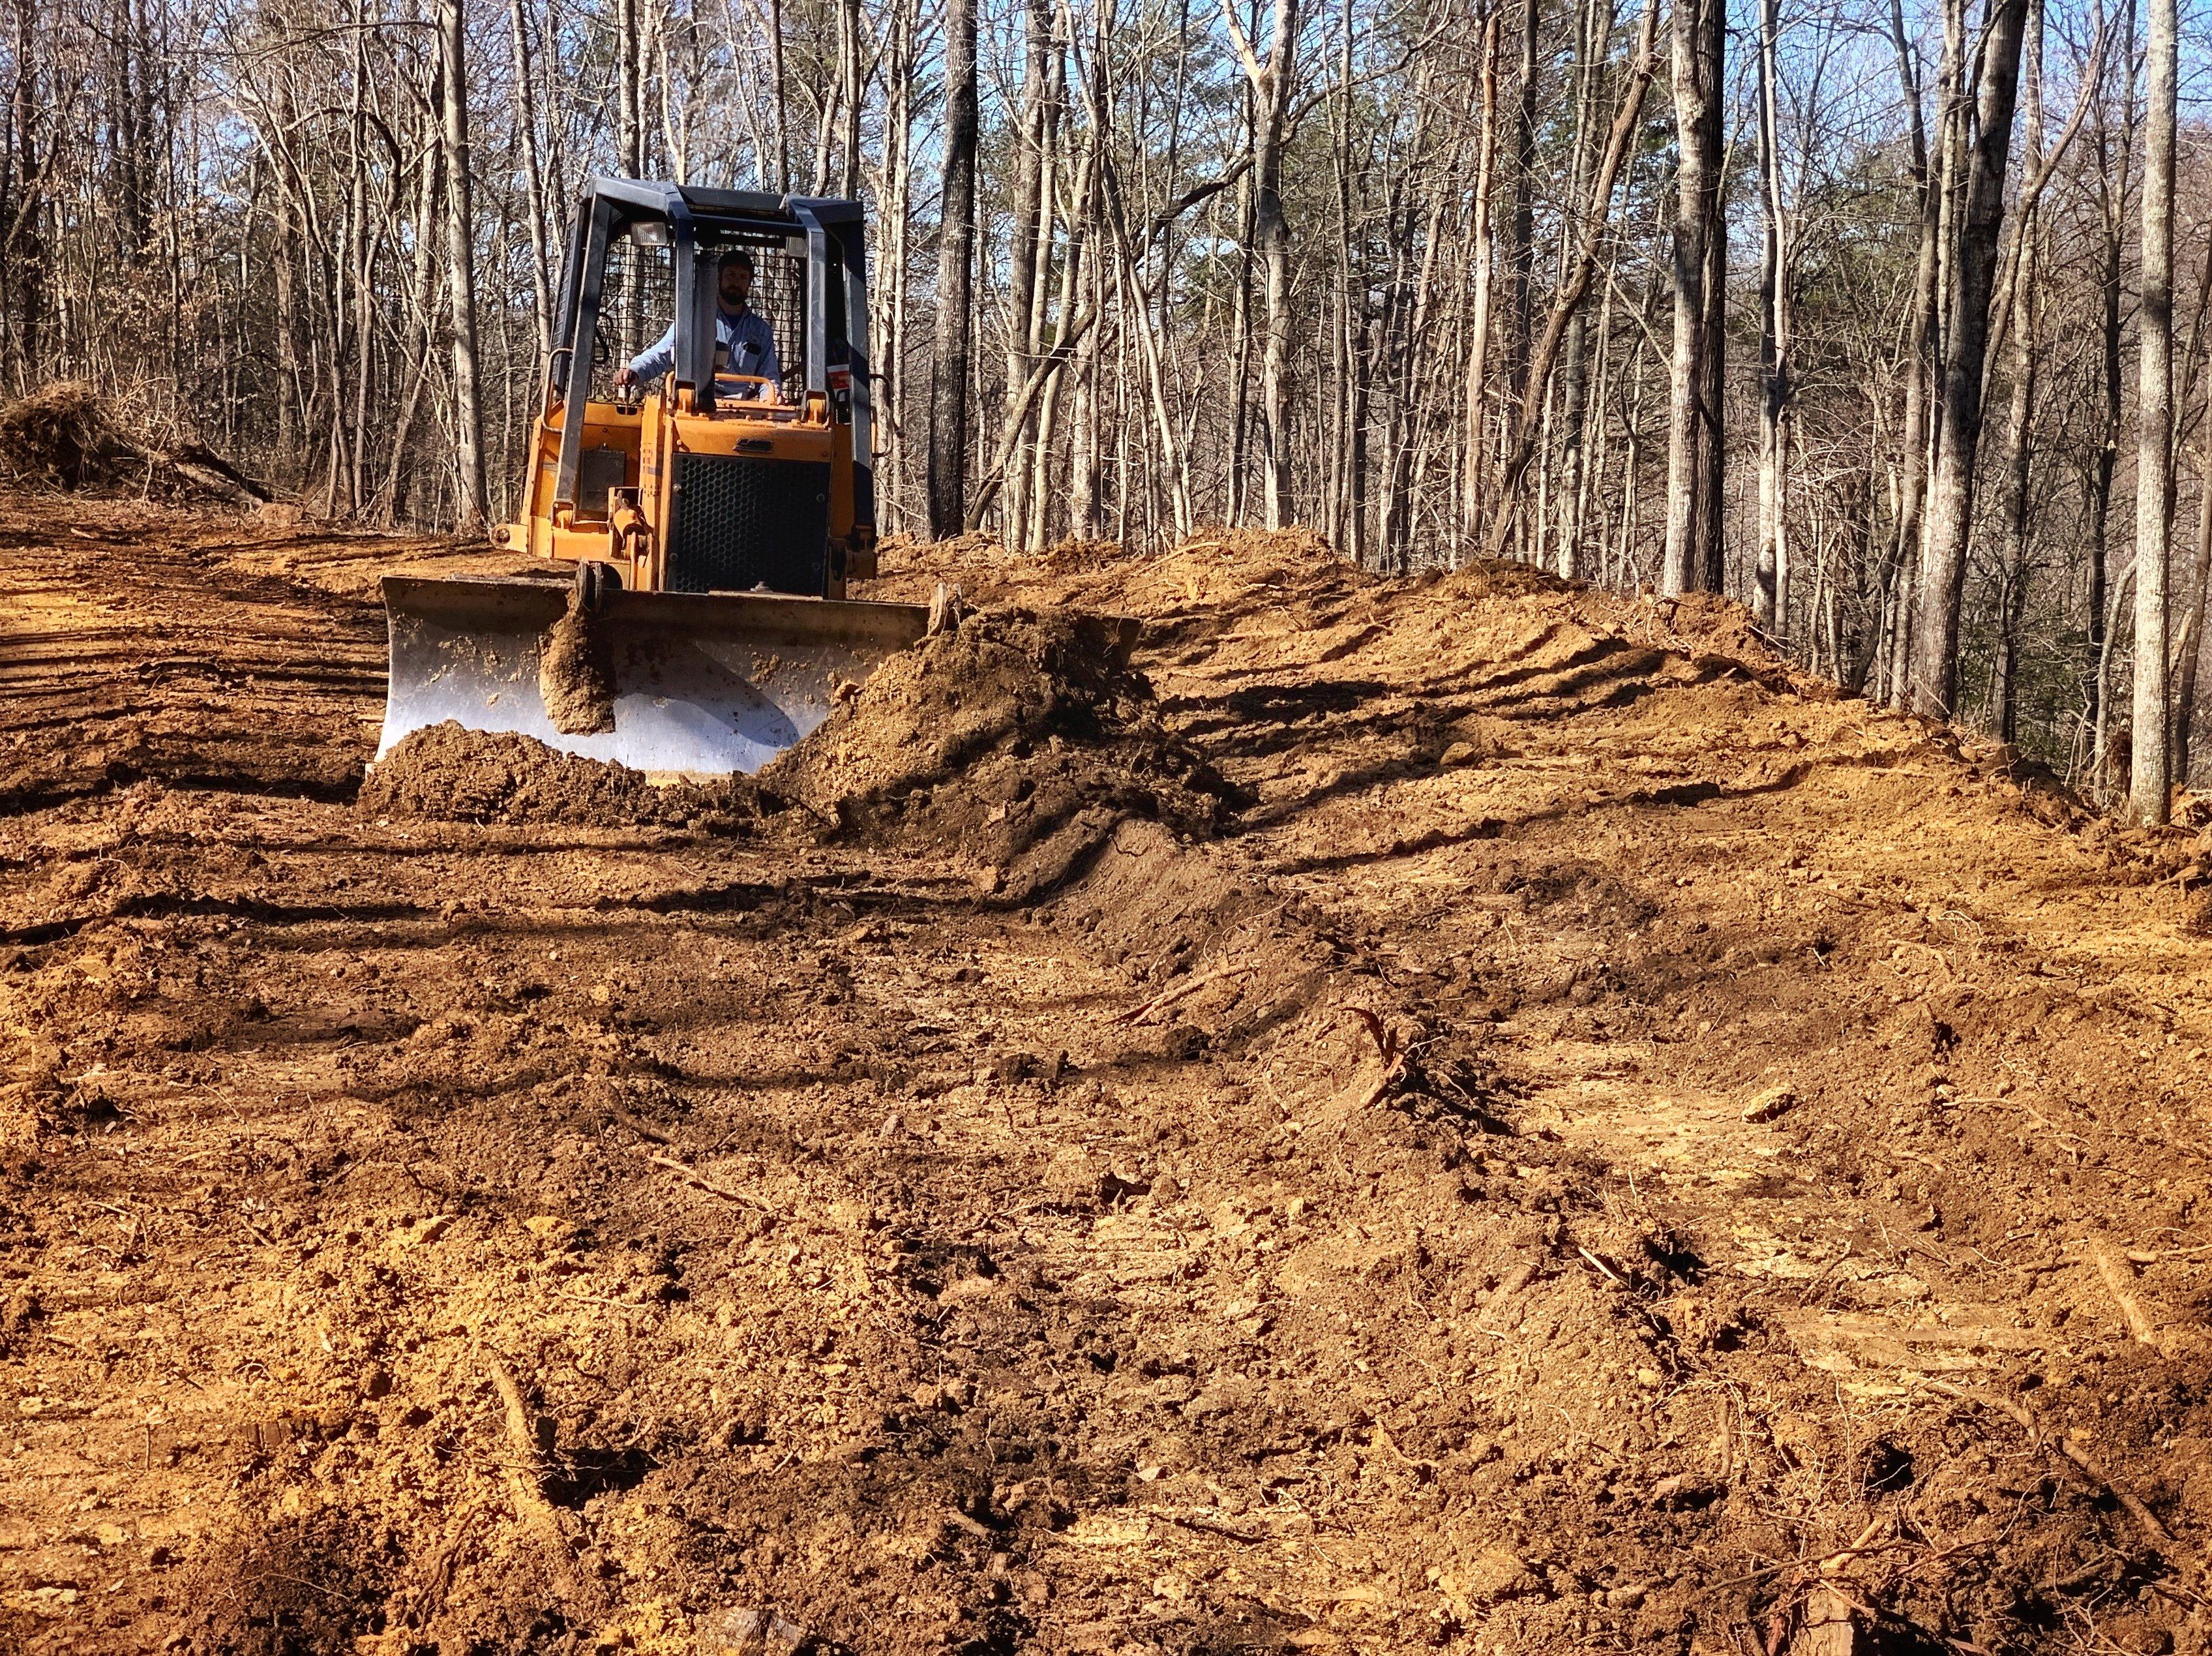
[613,365,639,391]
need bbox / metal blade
[378,575,931,777]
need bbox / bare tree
[1907,0,2029,719]
[927,0,978,537]
[440,0,487,526]
[1660,0,1723,596]
[2129,0,2174,821]
[1221,0,1298,530]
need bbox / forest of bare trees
[1,0,2206,811]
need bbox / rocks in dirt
[1648,1471,1725,1509]
[1440,1547,1547,1614]
[1741,1083,1799,1123]
[537,593,616,735]
[760,607,1234,900]
[360,723,758,829]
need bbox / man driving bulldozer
[615,248,783,399]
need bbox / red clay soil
[3,502,2212,1656]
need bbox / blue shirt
[628,307,783,396]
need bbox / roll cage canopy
[547,177,872,522]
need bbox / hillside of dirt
[3,500,2211,1656]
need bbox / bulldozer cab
[503,178,877,599]
[378,178,927,779]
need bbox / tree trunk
[1994,0,2044,744]
[1502,0,1540,440]
[1000,0,1051,547]
[1551,0,1605,581]
[1459,8,1502,550]
[1753,0,1787,633]
[1222,0,1298,530]
[509,0,554,363]
[2174,415,2212,783]
[440,0,488,528]
[927,0,979,539]
[2087,0,2136,786]
[1660,0,1724,595]
[2129,0,2175,822]
[1907,0,2029,719]
[1883,0,1939,705]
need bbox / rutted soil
[4,499,2212,1656]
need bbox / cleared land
[3,500,2210,1655]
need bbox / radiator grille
[665,452,831,596]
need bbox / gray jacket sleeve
[629,322,678,383]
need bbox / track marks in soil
[5,508,2212,1654]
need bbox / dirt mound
[762,607,1234,898]
[0,382,269,504]
[361,723,756,829]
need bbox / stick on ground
[1932,1381,2176,1550]
[649,1154,778,1212]
[478,1347,587,1600]
[2089,1237,2162,1347]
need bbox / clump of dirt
[762,607,1234,898]
[539,592,617,735]
[361,723,756,829]
[0,382,268,504]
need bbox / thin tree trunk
[927,0,979,538]
[1907,0,2029,719]
[1000,0,1051,547]
[1552,0,1606,581]
[1502,0,1540,436]
[440,0,487,528]
[2175,414,2212,783]
[1459,7,1502,551]
[2130,0,2175,821]
[1753,0,1787,632]
[2087,0,2136,784]
[1994,0,2044,744]
[509,0,554,363]
[1883,0,1940,704]
[1660,0,1724,595]
[1222,0,1298,530]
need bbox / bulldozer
[378,177,930,776]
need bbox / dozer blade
[378,576,931,777]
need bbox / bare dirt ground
[5,499,2212,1656]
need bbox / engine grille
[665,451,831,596]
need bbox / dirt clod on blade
[537,592,618,736]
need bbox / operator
[615,249,783,400]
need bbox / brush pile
[0,383,268,505]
